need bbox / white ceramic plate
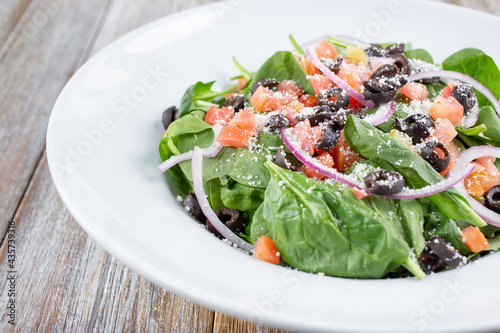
[47,1,500,332]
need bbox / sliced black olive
[397,114,434,144]
[221,94,245,112]
[308,112,336,126]
[206,208,246,236]
[251,78,280,95]
[364,170,404,195]
[452,84,477,112]
[182,192,205,223]
[317,87,350,111]
[162,106,178,130]
[316,105,334,114]
[386,43,405,55]
[316,126,340,151]
[330,110,351,128]
[363,88,397,104]
[267,114,290,131]
[365,44,387,58]
[418,246,447,274]
[275,146,295,171]
[372,64,398,79]
[393,53,411,76]
[420,141,450,173]
[485,185,500,213]
[322,57,343,74]
[426,236,466,268]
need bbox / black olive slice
[393,53,411,76]
[162,106,178,130]
[418,245,447,274]
[275,146,294,171]
[322,57,343,74]
[386,43,405,55]
[372,64,398,79]
[317,87,350,111]
[365,44,387,58]
[398,114,434,144]
[363,88,396,104]
[316,126,341,151]
[426,236,466,268]
[420,141,450,172]
[316,105,334,114]
[308,112,336,126]
[452,84,477,112]
[364,170,404,195]
[251,78,280,95]
[182,192,205,223]
[221,95,245,112]
[206,208,245,236]
[485,185,500,213]
[267,114,290,131]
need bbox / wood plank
[0,0,35,49]
[213,312,295,333]
[454,0,500,15]
[0,0,114,245]
[0,156,109,332]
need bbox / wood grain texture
[213,312,295,333]
[454,0,500,15]
[0,0,113,246]
[0,0,35,48]
[0,157,108,332]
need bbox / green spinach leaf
[261,161,420,279]
[405,48,434,64]
[178,81,236,117]
[220,181,265,211]
[442,48,500,107]
[475,106,500,142]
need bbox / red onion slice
[158,123,223,172]
[191,146,255,252]
[449,145,500,226]
[462,101,480,129]
[409,70,500,121]
[287,108,298,126]
[305,46,376,109]
[282,127,474,199]
[364,101,395,126]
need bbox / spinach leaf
[261,161,419,279]
[343,115,486,227]
[456,124,487,137]
[423,207,470,255]
[475,106,500,142]
[250,204,269,243]
[487,234,500,251]
[220,181,265,211]
[405,48,434,64]
[375,103,409,133]
[228,149,271,188]
[442,48,500,107]
[178,81,236,117]
[425,82,446,100]
[205,178,224,211]
[251,51,315,95]
[397,199,426,255]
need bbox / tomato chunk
[309,75,333,95]
[300,56,320,75]
[461,226,489,253]
[301,152,334,180]
[316,40,338,60]
[332,131,365,172]
[440,84,455,98]
[293,119,322,156]
[250,85,295,112]
[433,118,457,143]
[204,106,234,125]
[278,80,304,98]
[399,82,429,101]
[253,236,280,264]
[278,100,304,124]
[428,96,464,125]
[299,94,318,107]
[217,108,256,148]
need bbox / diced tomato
[237,77,248,90]
[433,118,457,143]
[301,152,334,180]
[250,85,295,112]
[428,96,464,126]
[253,236,281,264]
[352,188,368,200]
[342,73,362,110]
[299,94,318,107]
[217,108,256,148]
[461,226,490,253]
[278,80,304,98]
[224,92,243,100]
[316,40,338,60]
[332,131,365,172]
[293,119,322,156]
[204,106,234,125]
[444,140,460,162]
[278,100,304,124]
[337,61,371,86]
[440,84,455,98]
[399,82,429,101]
[300,56,320,75]
[464,167,499,197]
[477,157,500,179]
[309,75,333,95]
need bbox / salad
[157,34,500,279]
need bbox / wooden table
[1,0,499,332]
